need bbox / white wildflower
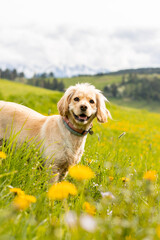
[101,191,115,200]
[79,214,97,233]
[64,211,77,228]
[107,209,113,216]
[93,182,99,187]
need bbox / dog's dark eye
[89,99,95,104]
[74,97,80,102]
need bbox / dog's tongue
[79,115,87,120]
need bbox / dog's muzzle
[73,112,91,122]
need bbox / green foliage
[103,74,160,103]
[28,77,65,92]
[0,68,24,80]
[0,91,3,99]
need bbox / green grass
[0,78,63,114]
[110,97,160,113]
[58,75,122,90]
[0,78,160,239]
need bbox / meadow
[59,74,160,112]
[58,73,160,91]
[0,79,160,239]
[58,74,123,90]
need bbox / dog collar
[63,117,93,137]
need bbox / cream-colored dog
[0,83,111,181]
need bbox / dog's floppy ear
[96,92,112,123]
[57,86,76,116]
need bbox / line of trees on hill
[28,77,64,92]
[0,68,25,80]
[97,68,160,76]
[0,68,65,92]
[28,72,64,91]
[103,73,160,101]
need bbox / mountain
[0,62,109,78]
[1,62,160,78]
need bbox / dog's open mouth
[73,112,90,122]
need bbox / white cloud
[0,0,160,76]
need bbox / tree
[110,84,118,97]
[103,85,110,93]
[49,72,54,78]
[40,73,47,78]
[121,75,126,85]
[57,81,65,92]
[52,78,58,90]
[19,72,25,78]
[12,69,17,80]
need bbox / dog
[0,83,111,181]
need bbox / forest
[103,73,160,101]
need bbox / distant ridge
[1,63,160,78]
[96,67,160,76]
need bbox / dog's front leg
[50,161,69,183]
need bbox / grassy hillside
[58,73,160,90]
[58,74,160,112]
[109,97,160,113]
[0,78,62,114]
[58,74,123,90]
[0,79,160,239]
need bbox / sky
[1,0,160,76]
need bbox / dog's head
[57,83,111,126]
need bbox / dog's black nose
[80,105,87,111]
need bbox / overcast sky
[1,0,160,76]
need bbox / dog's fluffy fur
[0,83,111,181]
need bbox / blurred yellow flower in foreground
[125,235,135,240]
[25,195,37,203]
[0,151,7,159]
[13,194,36,210]
[83,202,96,216]
[109,176,114,181]
[143,170,157,181]
[156,224,160,238]
[48,181,77,200]
[69,165,95,180]
[10,187,36,210]
[10,188,25,196]
[121,177,130,182]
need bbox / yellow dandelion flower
[10,188,25,196]
[121,177,130,182]
[62,181,77,196]
[48,181,77,200]
[13,194,36,210]
[83,202,96,216]
[25,195,37,203]
[11,188,36,210]
[109,176,114,181]
[87,159,92,163]
[13,195,30,210]
[0,151,7,159]
[156,224,160,238]
[125,235,135,240]
[143,170,157,181]
[69,165,95,180]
